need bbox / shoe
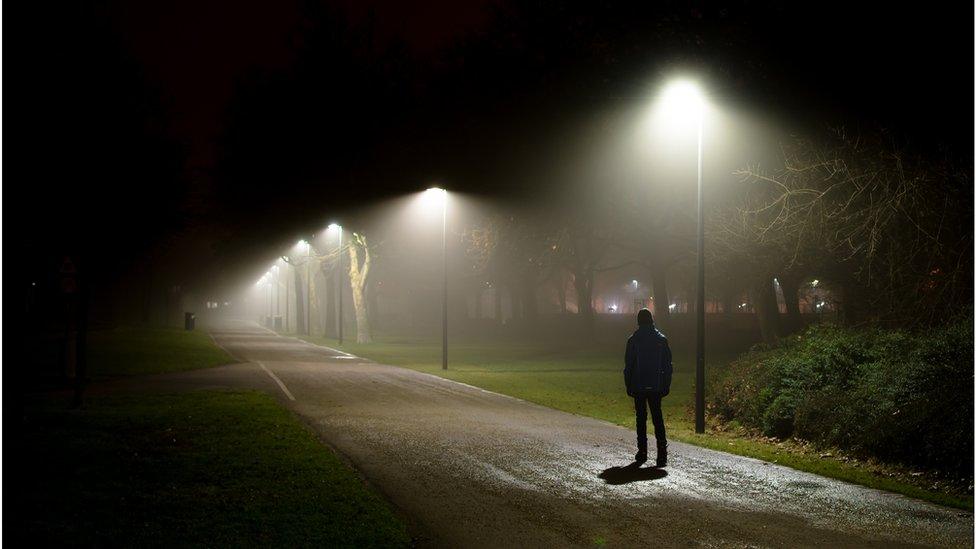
[655,442,668,467]
[635,449,647,464]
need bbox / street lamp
[423,187,449,370]
[299,239,312,336]
[327,223,344,345]
[271,264,280,329]
[281,256,291,332]
[658,79,707,434]
[260,272,272,326]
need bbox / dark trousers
[634,391,666,450]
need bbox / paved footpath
[108,320,973,547]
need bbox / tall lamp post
[328,223,344,345]
[272,265,280,329]
[303,240,312,336]
[423,187,449,370]
[659,80,707,434]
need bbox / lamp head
[659,79,705,121]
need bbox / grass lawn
[18,390,412,547]
[87,327,234,377]
[303,334,972,510]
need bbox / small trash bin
[184,312,196,331]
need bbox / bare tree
[731,128,972,327]
[465,213,555,322]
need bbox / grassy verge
[302,334,972,510]
[88,326,234,377]
[18,390,412,547]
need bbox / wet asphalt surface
[111,320,973,547]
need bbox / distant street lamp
[423,187,449,370]
[271,265,281,327]
[658,79,707,434]
[300,239,312,336]
[282,257,290,332]
[328,223,344,345]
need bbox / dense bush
[710,318,973,476]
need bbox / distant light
[632,279,639,287]
[773,278,780,285]
[669,303,677,311]
[811,279,820,287]
[609,304,618,313]
[327,223,342,233]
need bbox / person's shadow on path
[599,463,668,485]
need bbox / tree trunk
[293,267,306,335]
[493,284,502,322]
[753,275,781,344]
[366,277,379,331]
[521,271,538,322]
[510,284,523,321]
[474,286,483,319]
[571,266,594,330]
[321,270,335,337]
[651,263,670,326]
[721,286,739,316]
[556,273,567,314]
[347,234,372,343]
[837,275,871,326]
[778,274,803,335]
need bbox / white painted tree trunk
[347,234,372,343]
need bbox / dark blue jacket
[624,325,673,396]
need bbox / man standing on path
[624,308,673,467]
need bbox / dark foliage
[710,318,974,477]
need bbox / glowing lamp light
[327,223,341,232]
[420,186,447,212]
[669,303,677,311]
[658,79,705,128]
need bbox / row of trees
[283,128,970,346]
[461,128,971,343]
[283,232,374,344]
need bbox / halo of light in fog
[637,77,710,147]
[657,79,705,128]
[420,187,448,215]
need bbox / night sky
[9,0,973,307]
